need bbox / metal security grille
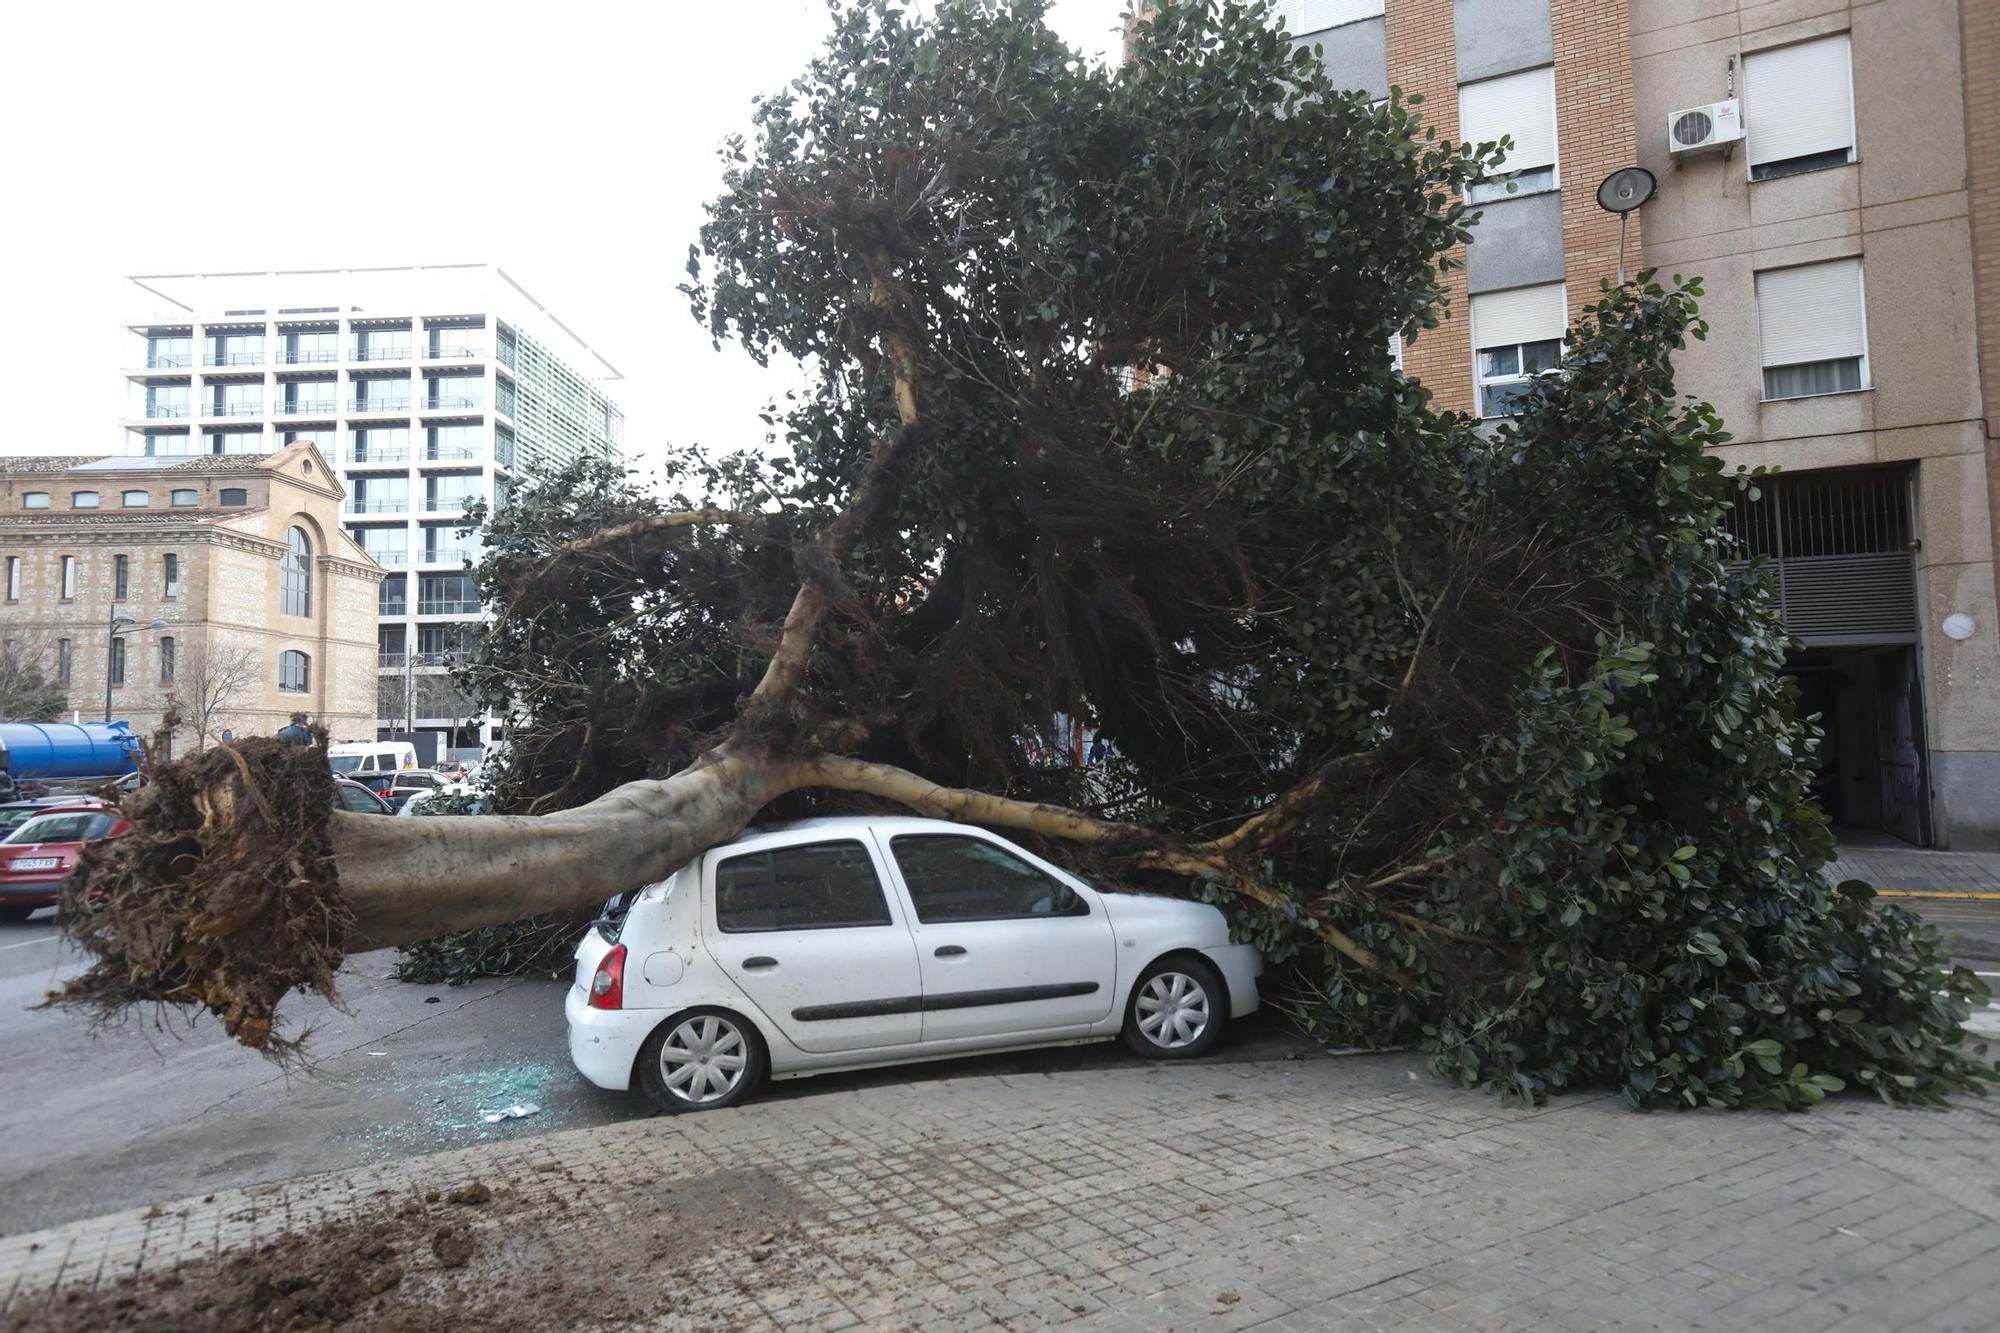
[1724,467,1917,645]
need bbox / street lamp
[1595,166,1657,287]
[106,608,169,724]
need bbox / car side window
[889,834,1087,924]
[715,840,893,933]
[336,785,378,813]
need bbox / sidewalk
[1828,837,2000,897]
[4,1054,1996,1331]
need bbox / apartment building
[1269,0,1999,848]
[0,444,381,745]
[117,264,625,755]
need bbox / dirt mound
[40,734,350,1059]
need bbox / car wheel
[637,1008,768,1114]
[1121,956,1227,1059]
[0,905,36,924]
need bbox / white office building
[119,264,624,754]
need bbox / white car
[567,815,1262,1113]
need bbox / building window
[1471,283,1567,417]
[352,477,409,514]
[379,573,408,616]
[114,554,129,600]
[282,526,313,616]
[164,553,180,597]
[1264,1,1384,33]
[207,430,265,455]
[1745,33,1855,181]
[122,490,149,508]
[147,333,192,369]
[110,638,126,687]
[424,373,484,411]
[353,375,411,411]
[145,384,190,419]
[4,556,16,600]
[1756,257,1868,400]
[210,381,263,417]
[277,650,310,693]
[354,329,412,362]
[282,380,338,416]
[428,326,484,359]
[353,526,408,566]
[284,330,339,364]
[219,488,248,506]
[143,432,194,457]
[206,331,265,367]
[495,377,516,418]
[1460,66,1558,204]
[427,423,483,461]
[170,489,198,507]
[284,428,335,450]
[160,636,175,684]
[22,492,49,510]
[418,572,479,615]
[60,555,76,599]
[350,426,410,463]
[494,425,516,467]
[72,491,100,509]
[57,638,71,686]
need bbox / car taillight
[588,944,626,1010]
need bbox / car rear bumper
[0,879,64,907]
[564,984,658,1092]
[1202,943,1263,1019]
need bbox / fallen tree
[53,0,1991,1107]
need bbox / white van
[327,741,419,779]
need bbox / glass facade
[284,428,336,450]
[147,333,193,368]
[210,381,263,416]
[350,426,410,462]
[425,473,482,511]
[422,523,478,565]
[418,623,476,659]
[206,331,264,366]
[351,476,408,513]
[206,430,265,454]
[353,525,408,565]
[145,384,190,418]
[417,572,478,614]
[429,326,483,358]
[283,380,337,415]
[379,573,407,615]
[425,373,483,410]
[353,375,411,411]
[284,330,339,363]
[354,328,411,361]
[426,423,482,461]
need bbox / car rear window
[5,812,115,844]
[715,840,891,933]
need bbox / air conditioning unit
[1667,99,1743,155]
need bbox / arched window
[170,489,197,507]
[282,526,311,616]
[159,636,175,684]
[278,650,310,693]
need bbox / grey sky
[0,0,1128,478]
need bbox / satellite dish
[1597,167,1657,214]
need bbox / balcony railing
[352,346,412,362]
[144,404,190,419]
[207,402,264,417]
[425,495,478,512]
[203,352,264,367]
[424,446,480,462]
[424,395,483,411]
[378,651,408,668]
[279,400,338,418]
[364,549,410,566]
[427,344,484,359]
[422,548,476,565]
[417,598,480,615]
[348,499,409,514]
[147,354,193,369]
[349,398,412,413]
[346,448,411,465]
[380,600,407,617]
[281,349,339,364]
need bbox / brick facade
[1385,0,1477,416]
[1552,0,1643,321]
[1961,0,2000,574]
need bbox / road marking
[1871,889,2000,901]
[0,934,60,953]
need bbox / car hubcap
[1136,972,1210,1049]
[659,1016,748,1103]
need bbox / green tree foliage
[452,0,1990,1108]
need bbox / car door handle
[742,956,778,970]
[934,945,966,958]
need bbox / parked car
[376,770,447,811]
[0,804,129,923]
[432,761,471,783]
[327,741,420,790]
[332,778,394,815]
[397,783,490,817]
[0,796,95,840]
[566,816,1262,1114]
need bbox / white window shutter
[1745,33,1854,167]
[1268,1,1385,33]
[1458,67,1558,175]
[1471,283,1568,351]
[1755,258,1866,367]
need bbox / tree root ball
[41,736,351,1058]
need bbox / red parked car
[0,803,128,923]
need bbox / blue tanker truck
[0,722,144,799]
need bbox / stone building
[1261,0,2000,848]
[0,443,381,748]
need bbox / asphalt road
[2,893,1996,1238]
